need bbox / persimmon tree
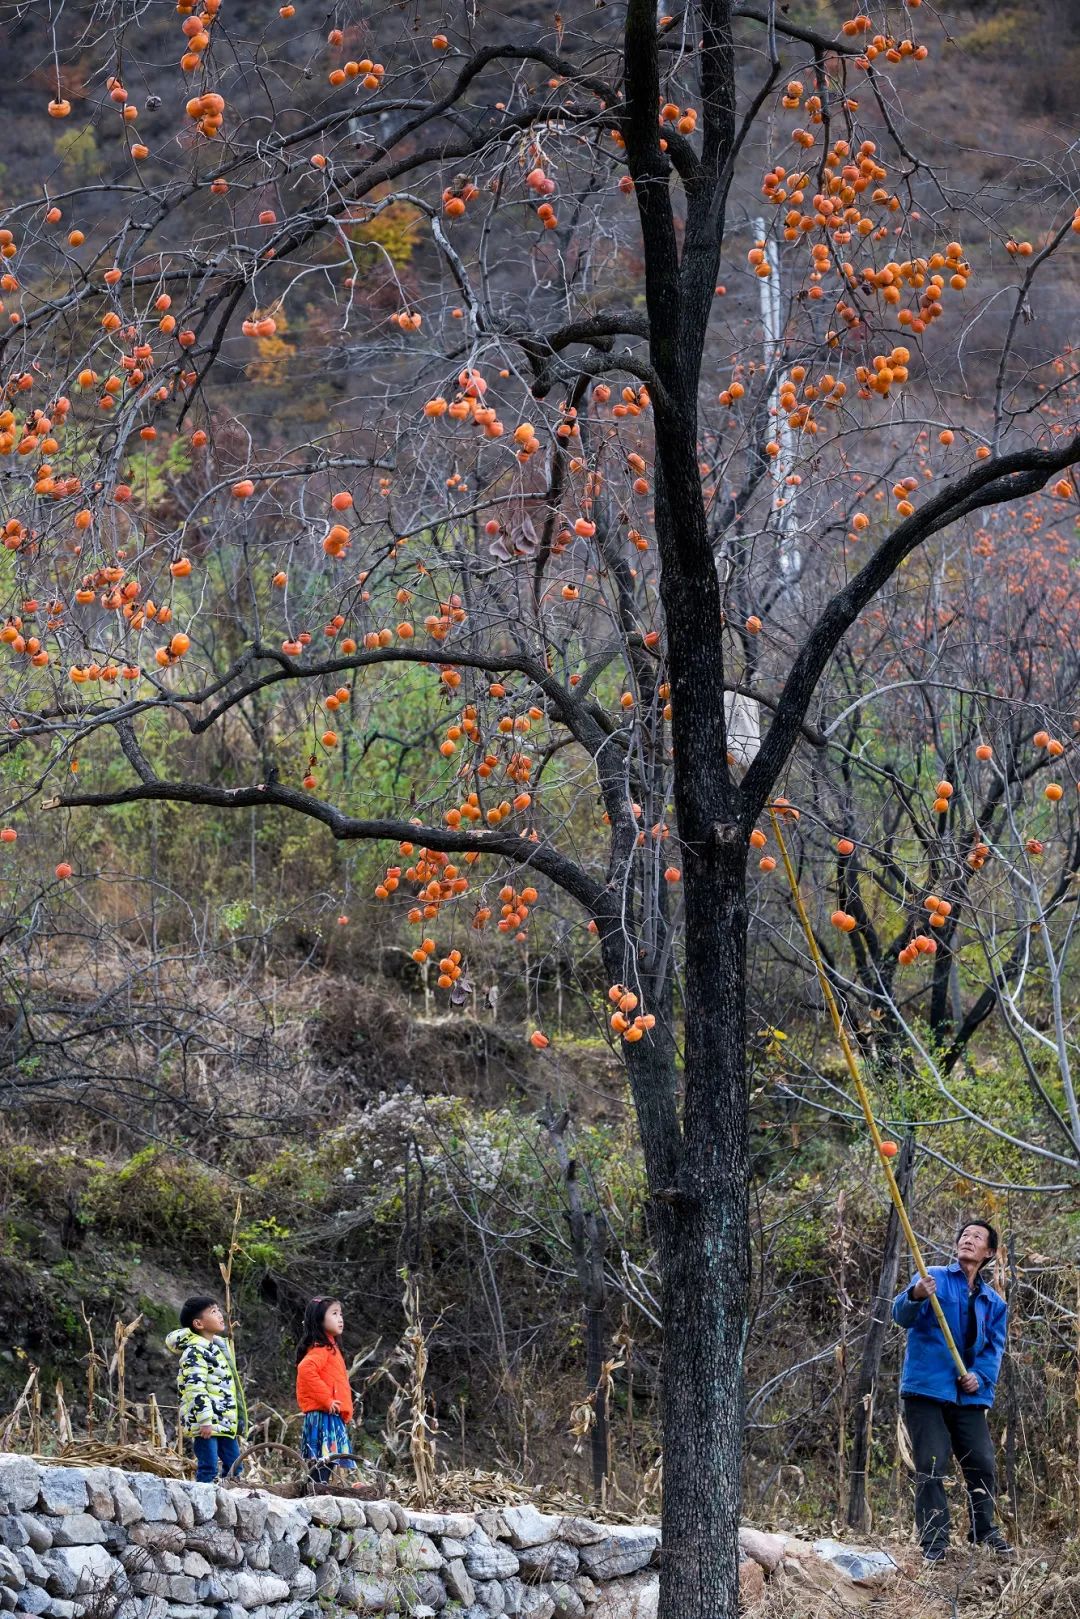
[1,1,1079,1613]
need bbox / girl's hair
[296,1297,340,1363]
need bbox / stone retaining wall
[0,1457,900,1619]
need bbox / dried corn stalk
[403,1273,438,1507]
[110,1315,143,1445]
[54,1380,74,1447]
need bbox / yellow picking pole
[768,807,967,1379]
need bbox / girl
[296,1297,355,1481]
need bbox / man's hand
[911,1276,937,1301]
[958,1372,980,1395]
[199,1423,214,1438]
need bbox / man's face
[956,1224,993,1266]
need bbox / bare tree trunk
[847,1132,916,1530]
[1002,1235,1020,1541]
[545,1111,610,1499]
[650,843,749,1619]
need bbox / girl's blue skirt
[301,1409,355,1468]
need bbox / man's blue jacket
[892,1262,1007,1407]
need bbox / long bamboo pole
[768,807,967,1378]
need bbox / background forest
[0,0,1076,1569]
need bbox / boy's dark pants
[904,1395,998,1552]
[192,1434,242,1483]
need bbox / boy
[166,1296,247,1483]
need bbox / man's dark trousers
[904,1395,997,1552]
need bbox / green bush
[84,1147,238,1258]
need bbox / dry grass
[750,1544,1080,1619]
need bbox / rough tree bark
[545,1111,611,1499]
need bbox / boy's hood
[166,1328,224,1356]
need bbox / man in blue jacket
[892,1219,1011,1562]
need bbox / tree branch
[741,435,1080,819]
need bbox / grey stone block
[312,1561,340,1602]
[36,1478,86,1521]
[583,1571,657,1619]
[185,1526,242,1566]
[151,1575,201,1603]
[232,1496,269,1543]
[516,1543,578,1584]
[444,1559,474,1607]
[241,1572,291,1607]
[346,1531,381,1575]
[351,1577,394,1612]
[502,1576,526,1614]
[46,1519,105,1550]
[556,1521,607,1549]
[41,1599,76,1619]
[289,1568,316,1601]
[0,1548,25,1590]
[475,1579,503,1613]
[549,1582,585,1619]
[182,1553,213,1580]
[124,1480,174,1525]
[214,1490,238,1530]
[14,1585,49,1617]
[187,1485,217,1526]
[80,1473,114,1523]
[167,1485,195,1531]
[396,1533,441,1573]
[399,1514,446,1537]
[516,1590,555,1619]
[40,1555,77,1600]
[364,1505,394,1535]
[15,1586,50,1612]
[15,1547,49,1586]
[500,1510,561,1551]
[577,1529,658,1582]
[20,1526,50,1559]
[463,1532,519,1581]
[0,1521,28,1553]
[304,1500,339,1529]
[110,1483,143,1530]
[128,1522,187,1556]
[336,1500,366,1530]
[0,1462,42,1514]
[135,1597,169,1619]
[299,1526,330,1563]
[407,1573,446,1611]
[50,1544,123,1595]
[268,1543,299,1582]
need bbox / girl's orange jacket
[296,1342,354,1422]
